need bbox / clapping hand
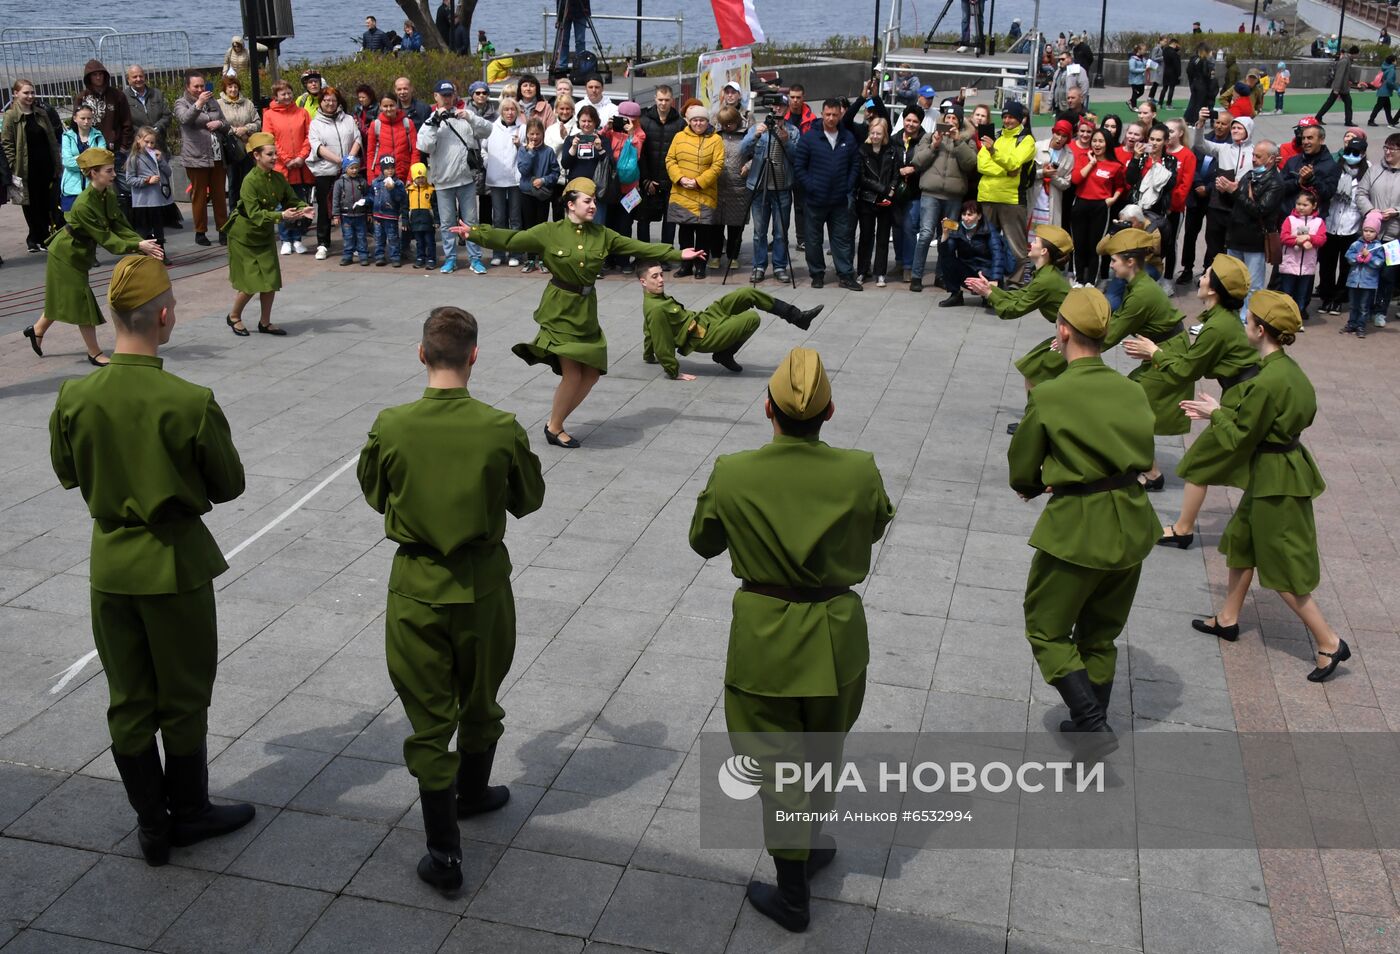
[963,271,995,297]
[1180,392,1220,420]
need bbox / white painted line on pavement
[48,455,360,694]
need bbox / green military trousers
[90,583,218,758]
[725,672,866,861]
[693,289,768,355]
[1023,550,1142,686]
[385,585,516,792]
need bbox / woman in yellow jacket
[665,100,724,279]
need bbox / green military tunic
[1008,356,1160,685]
[989,264,1071,385]
[1152,303,1261,489]
[1190,351,1327,595]
[221,166,307,294]
[49,353,245,756]
[1105,270,1193,436]
[643,287,767,378]
[358,388,546,791]
[473,220,683,375]
[690,434,894,860]
[45,186,143,326]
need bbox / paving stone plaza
[2,109,1399,954]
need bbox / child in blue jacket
[370,155,408,266]
[1344,211,1385,337]
[515,118,560,273]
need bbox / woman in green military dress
[1097,227,1192,490]
[450,177,705,448]
[221,132,314,337]
[964,224,1073,434]
[1181,291,1348,683]
[1122,254,1259,549]
[22,148,163,366]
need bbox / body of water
[5,0,1250,67]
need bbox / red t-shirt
[1072,156,1125,202]
[1167,145,1196,213]
[1228,96,1255,119]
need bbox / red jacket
[1072,155,1124,202]
[366,112,420,175]
[1227,96,1255,119]
[1167,145,1196,214]
[262,100,313,185]
[782,102,818,135]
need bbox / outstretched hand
[963,271,994,297]
[448,218,473,239]
[1180,392,1220,420]
[680,248,708,261]
[138,239,164,259]
[1121,334,1158,360]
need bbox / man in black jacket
[637,85,685,256]
[1222,139,1283,315]
[1185,45,1216,124]
[435,0,453,45]
[363,17,389,52]
[891,107,924,280]
[1278,123,1340,220]
[1159,39,1182,107]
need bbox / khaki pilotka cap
[1249,290,1303,334]
[768,347,832,420]
[1033,224,1073,258]
[1096,227,1160,257]
[108,255,172,312]
[1209,254,1252,301]
[1058,287,1112,340]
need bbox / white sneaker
[292,241,309,255]
[490,256,503,266]
[280,241,292,256]
[876,275,887,288]
[508,256,520,267]
[314,245,328,260]
[1376,313,1388,327]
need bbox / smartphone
[977,123,995,141]
[577,134,597,159]
[610,115,627,132]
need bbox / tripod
[923,0,985,54]
[723,125,798,291]
[551,6,611,82]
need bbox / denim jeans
[277,184,312,241]
[804,201,856,279]
[1376,262,1400,317]
[490,186,522,231]
[373,218,401,262]
[1227,247,1268,323]
[413,229,436,265]
[1104,264,1161,311]
[560,17,586,66]
[435,182,482,264]
[894,197,921,271]
[1348,286,1377,331]
[912,195,958,280]
[1276,272,1313,315]
[751,187,792,270]
[340,216,368,262]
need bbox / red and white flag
[712,0,765,48]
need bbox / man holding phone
[908,102,978,293]
[173,70,229,245]
[977,100,1037,285]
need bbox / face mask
[1253,163,1270,174]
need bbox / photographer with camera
[416,80,494,274]
[561,104,611,227]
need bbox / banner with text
[697,46,753,111]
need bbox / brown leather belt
[740,581,852,603]
[1257,437,1302,454]
[551,276,595,296]
[1051,471,1143,497]
[1144,321,1186,344]
[1216,364,1260,393]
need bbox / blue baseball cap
[918,85,937,100]
[434,80,455,95]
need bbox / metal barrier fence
[0,26,116,43]
[96,31,192,94]
[0,35,99,106]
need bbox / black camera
[610,115,627,132]
[427,108,447,127]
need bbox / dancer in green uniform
[1122,254,1259,549]
[23,148,163,366]
[689,347,894,933]
[450,177,706,448]
[358,307,546,889]
[221,132,314,336]
[1098,228,1192,490]
[964,224,1073,434]
[48,256,253,867]
[1181,291,1348,682]
[1008,287,1160,748]
[637,261,822,378]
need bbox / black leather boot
[747,858,811,932]
[417,786,463,890]
[1059,679,1112,732]
[711,347,743,372]
[164,742,255,847]
[111,744,171,866]
[769,299,823,330]
[456,743,510,817]
[1051,670,1117,758]
[807,820,836,878]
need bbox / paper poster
[1385,240,1400,266]
[620,187,641,213]
[697,47,753,111]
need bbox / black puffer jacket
[1226,167,1284,253]
[638,104,684,221]
[857,143,898,206]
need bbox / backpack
[571,51,599,84]
[616,136,639,185]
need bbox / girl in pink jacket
[1279,190,1327,316]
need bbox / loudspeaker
[241,0,295,40]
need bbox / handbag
[1264,231,1283,267]
[593,144,617,204]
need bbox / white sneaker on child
[280,242,292,255]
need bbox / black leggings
[678,223,720,256]
[1161,211,1182,280]
[21,174,59,245]
[1317,230,1356,305]
[130,206,166,247]
[314,174,337,248]
[1071,199,1109,284]
[707,224,742,260]
[1179,204,1206,274]
[1371,96,1397,125]
[856,201,894,277]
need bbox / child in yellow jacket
[407,162,437,268]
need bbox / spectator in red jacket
[366,96,420,174]
[262,80,314,252]
[1164,117,1197,283]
